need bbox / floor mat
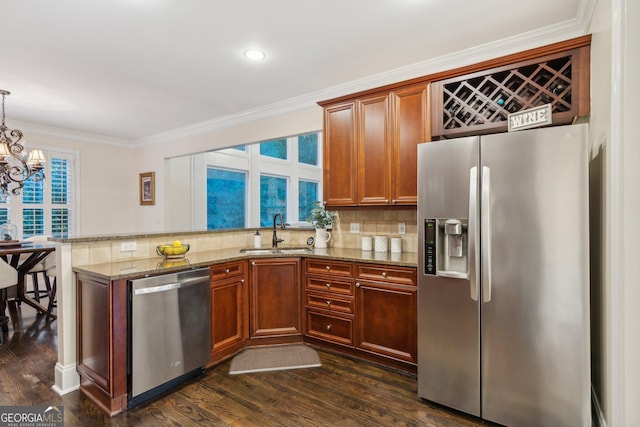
[229,344,321,375]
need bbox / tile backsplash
[70,208,418,266]
[330,208,418,253]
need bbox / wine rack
[431,46,590,138]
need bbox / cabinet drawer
[356,264,416,286]
[305,259,354,278]
[306,292,353,314]
[210,261,245,281]
[306,311,353,346]
[306,277,354,296]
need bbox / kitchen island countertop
[73,246,417,281]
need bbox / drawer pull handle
[326,324,332,331]
[326,300,331,306]
[225,268,230,274]
[325,266,331,271]
[325,283,331,288]
[382,272,387,278]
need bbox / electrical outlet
[350,222,361,233]
[398,222,406,235]
[120,241,137,252]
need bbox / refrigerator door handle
[481,166,492,302]
[468,166,479,301]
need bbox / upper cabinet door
[323,102,358,206]
[391,83,429,205]
[357,93,392,205]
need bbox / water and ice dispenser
[424,218,469,279]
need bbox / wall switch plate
[398,222,406,235]
[350,222,361,233]
[120,241,137,252]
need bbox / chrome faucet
[272,213,285,248]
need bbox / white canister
[361,236,373,251]
[374,236,388,252]
[391,237,402,253]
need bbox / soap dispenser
[253,229,262,248]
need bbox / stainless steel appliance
[417,124,590,426]
[129,268,211,407]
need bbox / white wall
[619,0,640,423]
[589,0,640,424]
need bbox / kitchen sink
[239,247,313,255]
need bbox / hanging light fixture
[0,89,46,197]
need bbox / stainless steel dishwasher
[128,267,211,407]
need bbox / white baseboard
[53,362,80,395]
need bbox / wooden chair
[23,236,54,304]
[0,258,18,332]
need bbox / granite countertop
[72,247,418,281]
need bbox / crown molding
[136,5,593,147]
[10,119,133,148]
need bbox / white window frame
[1,147,78,239]
[193,131,322,229]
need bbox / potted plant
[308,201,334,229]
[308,201,334,249]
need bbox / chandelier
[0,89,46,198]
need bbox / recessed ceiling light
[243,49,266,61]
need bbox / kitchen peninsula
[59,228,417,416]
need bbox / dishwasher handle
[133,275,209,296]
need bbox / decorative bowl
[156,243,190,259]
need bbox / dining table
[0,241,56,323]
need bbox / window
[190,131,322,230]
[260,139,288,160]
[206,168,246,229]
[298,133,319,166]
[260,175,287,227]
[0,150,75,239]
[298,180,318,223]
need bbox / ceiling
[1,0,592,145]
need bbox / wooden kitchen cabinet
[391,83,429,205]
[249,258,302,343]
[323,101,358,206]
[303,259,355,347]
[209,261,248,365]
[320,82,428,208]
[76,273,128,416]
[355,264,417,364]
[357,93,391,205]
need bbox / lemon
[172,240,182,248]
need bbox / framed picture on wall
[139,172,155,205]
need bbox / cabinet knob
[225,268,230,274]
[326,324,332,331]
[326,300,331,306]
[241,279,245,284]
[325,283,331,289]
[325,265,331,271]
[382,272,387,278]
[356,282,360,288]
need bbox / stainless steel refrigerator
[417,124,590,426]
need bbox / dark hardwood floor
[1,303,487,426]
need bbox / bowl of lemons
[156,240,190,259]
